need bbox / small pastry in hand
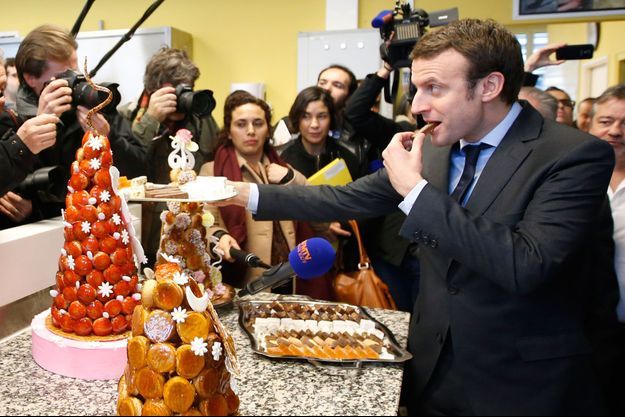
[163,376,196,413]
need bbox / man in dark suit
[219,19,619,415]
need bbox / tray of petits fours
[238,298,412,367]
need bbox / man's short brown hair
[592,84,625,118]
[411,19,524,105]
[15,24,78,85]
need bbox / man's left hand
[382,131,425,197]
[0,192,33,223]
[77,106,111,136]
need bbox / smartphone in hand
[556,44,595,60]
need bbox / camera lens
[190,90,216,117]
[73,82,121,112]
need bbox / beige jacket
[200,152,308,284]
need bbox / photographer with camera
[118,47,219,265]
[5,24,147,229]
[1,50,59,221]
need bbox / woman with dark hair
[281,86,366,180]
[199,91,310,288]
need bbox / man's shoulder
[539,118,611,155]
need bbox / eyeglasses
[557,99,576,109]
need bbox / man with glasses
[546,86,576,126]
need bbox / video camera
[175,84,216,117]
[374,1,459,69]
[44,69,121,114]
[14,166,66,203]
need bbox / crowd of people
[2,17,625,416]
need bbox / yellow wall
[3,0,625,123]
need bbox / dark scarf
[213,143,286,246]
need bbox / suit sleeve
[400,138,615,295]
[256,169,403,222]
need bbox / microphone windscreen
[371,10,392,28]
[289,238,336,280]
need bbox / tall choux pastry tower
[117,260,240,416]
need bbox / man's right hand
[146,86,178,123]
[16,114,59,154]
[37,79,72,117]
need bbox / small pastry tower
[155,129,227,300]
[117,261,240,416]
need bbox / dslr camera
[14,166,65,203]
[175,84,216,117]
[374,1,459,69]
[44,69,121,114]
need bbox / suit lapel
[465,104,543,216]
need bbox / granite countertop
[0,295,410,416]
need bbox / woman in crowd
[200,91,314,291]
[280,86,366,180]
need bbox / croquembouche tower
[117,260,240,416]
[31,70,146,380]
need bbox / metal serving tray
[238,299,412,365]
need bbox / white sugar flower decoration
[121,230,130,245]
[212,341,223,362]
[190,337,208,357]
[66,255,76,271]
[98,282,114,298]
[87,136,103,151]
[111,213,122,226]
[89,158,101,171]
[99,190,111,203]
[230,377,239,395]
[81,221,92,234]
[171,307,188,324]
[173,271,189,286]
[161,253,180,264]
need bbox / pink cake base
[31,310,128,380]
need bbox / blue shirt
[398,102,523,214]
[248,103,523,215]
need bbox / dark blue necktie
[450,143,491,203]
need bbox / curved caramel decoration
[83,58,112,137]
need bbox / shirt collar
[459,102,523,150]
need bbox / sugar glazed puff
[117,260,240,416]
[49,130,145,338]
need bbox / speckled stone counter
[0,295,410,416]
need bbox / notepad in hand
[307,158,353,186]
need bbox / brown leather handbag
[333,220,397,310]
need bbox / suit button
[436,332,444,345]
[430,239,438,248]
[448,285,459,295]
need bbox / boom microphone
[237,238,336,297]
[229,247,271,270]
[371,10,393,28]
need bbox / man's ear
[480,72,505,103]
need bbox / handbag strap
[348,220,371,268]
